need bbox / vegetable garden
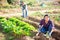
[0,17,36,40]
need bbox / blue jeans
[39,25,52,34]
[22,9,28,18]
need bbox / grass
[39,5,60,9]
[0,29,14,40]
[31,11,43,16]
[0,4,20,10]
[54,16,60,21]
[31,11,60,23]
[0,32,5,40]
[23,0,36,4]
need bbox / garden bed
[0,17,36,40]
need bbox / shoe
[46,32,52,38]
[46,36,49,38]
[43,33,50,38]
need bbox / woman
[36,14,54,38]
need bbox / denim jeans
[22,5,28,18]
[39,25,52,34]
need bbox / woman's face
[44,16,49,21]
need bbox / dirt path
[0,13,22,17]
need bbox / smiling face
[44,16,49,22]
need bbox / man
[36,14,54,38]
[20,1,28,18]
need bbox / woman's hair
[44,14,49,18]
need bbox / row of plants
[0,4,20,9]
[31,12,60,25]
[32,12,60,21]
[0,17,36,36]
[20,0,37,6]
[54,16,60,22]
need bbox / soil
[51,31,60,40]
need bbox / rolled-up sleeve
[50,21,54,28]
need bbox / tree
[0,0,20,6]
[7,0,20,5]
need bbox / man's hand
[36,32,39,36]
[52,27,55,32]
[39,25,43,28]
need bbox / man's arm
[39,19,43,28]
[51,21,55,29]
[36,19,43,36]
[39,25,43,29]
[50,21,55,32]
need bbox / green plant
[8,17,36,35]
[27,2,33,6]
[31,11,42,17]
[9,36,14,40]
[55,17,60,21]
[7,0,16,4]
[0,17,36,36]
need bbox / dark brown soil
[51,31,60,40]
[24,16,60,40]
[34,32,49,40]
